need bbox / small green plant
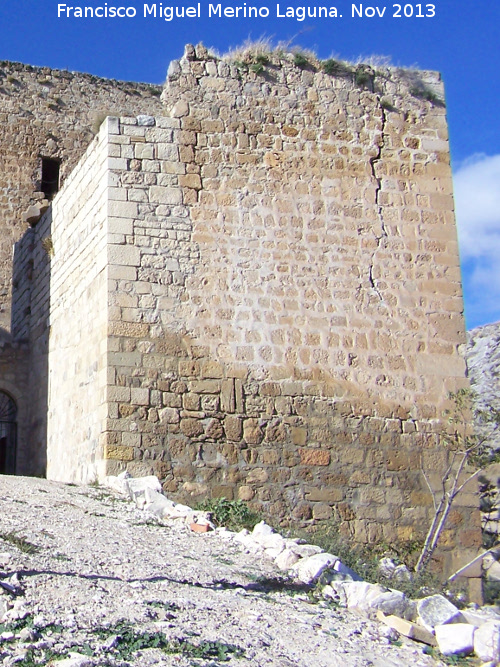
[423,646,476,665]
[54,552,71,561]
[0,531,39,554]
[293,53,309,69]
[232,60,248,73]
[409,85,443,105]
[195,497,260,531]
[250,63,264,75]
[321,59,351,77]
[380,98,395,112]
[145,600,180,612]
[93,621,245,661]
[0,615,35,635]
[255,53,269,65]
[16,647,67,666]
[41,236,54,256]
[166,638,245,661]
[148,86,163,96]
[354,67,372,87]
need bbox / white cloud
[453,153,500,328]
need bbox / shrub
[293,53,309,69]
[195,497,260,532]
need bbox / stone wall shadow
[11,208,52,477]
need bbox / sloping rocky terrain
[467,320,500,450]
[467,321,500,543]
[0,475,443,667]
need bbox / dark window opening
[41,157,60,199]
[0,391,17,475]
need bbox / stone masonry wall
[12,218,51,475]
[92,46,477,572]
[0,335,28,473]
[0,61,163,331]
[5,47,479,572]
[45,123,112,482]
[1,62,164,472]
[12,122,111,479]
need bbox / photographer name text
[57,3,437,21]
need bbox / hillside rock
[0,475,442,667]
[466,320,500,451]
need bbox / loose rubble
[0,473,500,666]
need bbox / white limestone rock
[165,503,194,519]
[55,653,93,667]
[275,548,300,570]
[265,546,285,560]
[233,529,263,551]
[126,476,162,508]
[137,115,155,126]
[287,543,323,558]
[325,581,410,618]
[142,488,176,517]
[393,564,412,585]
[291,553,338,584]
[251,521,275,541]
[486,561,500,582]
[103,470,131,495]
[416,594,463,632]
[435,623,475,656]
[324,559,363,582]
[256,533,286,551]
[462,607,500,627]
[0,552,11,567]
[0,598,10,622]
[377,557,396,579]
[466,322,500,452]
[167,59,181,79]
[474,620,500,662]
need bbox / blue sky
[1,0,499,329]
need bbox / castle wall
[91,47,476,570]
[0,61,164,331]
[0,336,29,474]
[4,48,479,571]
[12,219,51,475]
[11,121,112,479]
[45,123,112,482]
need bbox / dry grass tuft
[222,36,274,63]
[351,53,393,67]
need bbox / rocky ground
[466,321,500,543]
[0,474,447,667]
[467,320,500,451]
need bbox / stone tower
[0,46,479,571]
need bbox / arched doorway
[0,391,17,474]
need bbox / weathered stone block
[305,487,343,502]
[224,415,242,441]
[299,449,330,466]
[180,418,204,438]
[238,485,255,501]
[291,427,307,446]
[243,419,264,445]
[104,445,134,461]
[189,380,221,394]
[246,468,269,485]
